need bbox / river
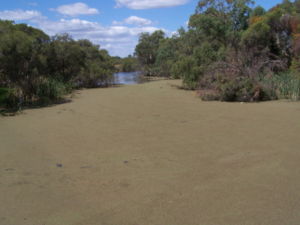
[113,72,145,85]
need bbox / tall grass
[273,73,300,101]
[260,72,300,101]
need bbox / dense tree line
[113,55,139,73]
[135,0,300,101]
[0,20,115,110]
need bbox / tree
[0,20,116,109]
[46,34,86,83]
[0,26,49,101]
[135,30,165,75]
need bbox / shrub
[76,62,114,88]
[0,88,21,109]
[0,88,9,106]
[218,77,254,102]
[171,56,201,89]
[198,73,278,102]
[36,79,68,104]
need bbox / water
[113,72,145,85]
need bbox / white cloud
[53,2,99,16]
[0,10,42,21]
[37,18,99,34]
[36,18,158,38]
[0,8,163,56]
[34,18,162,56]
[115,0,189,9]
[113,16,153,26]
[123,16,153,26]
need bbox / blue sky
[0,0,283,57]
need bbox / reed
[274,73,300,101]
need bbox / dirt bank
[1,80,300,225]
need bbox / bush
[198,74,278,102]
[36,79,68,104]
[217,77,265,102]
[76,62,114,88]
[0,88,9,106]
[0,88,21,109]
[171,56,201,89]
[198,71,300,102]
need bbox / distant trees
[118,55,139,72]
[111,55,139,73]
[134,0,300,101]
[135,30,165,76]
[0,20,116,110]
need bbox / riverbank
[1,80,300,225]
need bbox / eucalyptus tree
[135,30,165,75]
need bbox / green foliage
[0,26,48,100]
[251,6,266,17]
[132,0,300,101]
[198,75,278,102]
[262,72,300,101]
[77,61,114,88]
[0,88,20,109]
[117,55,139,72]
[242,20,271,48]
[0,20,116,110]
[217,77,264,102]
[46,34,86,83]
[135,30,165,75]
[2,0,300,106]
[36,79,68,104]
[171,56,200,89]
[154,38,178,77]
[0,88,10,106]
[74,40,115,88]
[189,13,228,45]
